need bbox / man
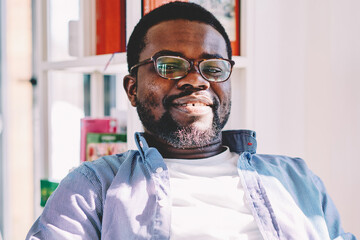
[27,2,356,239]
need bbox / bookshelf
[33,0,254,217]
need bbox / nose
[176,68,210,91]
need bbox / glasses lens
[156,56,190,79]
[199,59,232,82]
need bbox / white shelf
[41,53,128,74]
[41,54,248,74]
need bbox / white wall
[252,0,360,236]
[2,0,34,239]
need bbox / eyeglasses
[130,54,235,82]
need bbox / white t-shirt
[164,147,263,240]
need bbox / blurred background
[0,0,359,239]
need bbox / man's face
[125,19,232,148]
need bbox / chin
[188,121,213,132]
[176,114,214,130]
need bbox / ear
[123,74,137,107]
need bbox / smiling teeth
[180,103,206,107]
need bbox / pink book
[80,117,118,162]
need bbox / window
[48,72,122,180]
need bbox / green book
[86,133,127,161]
[40,179,59,207]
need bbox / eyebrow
[154,50,185,58]
[200,53,225,59]
[153,50,226,60]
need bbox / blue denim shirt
[27,130,357,240]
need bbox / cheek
[212,82,231,105]
[136,70,161,106]
[136,75,173,119]
[137,89,163,121]
[137,82,161,106]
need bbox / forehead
[140,19,228,60]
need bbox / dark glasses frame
[130,53,235,82]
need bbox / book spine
[96,0,105,54]
[120,0,126,52]
[143,0,150,15]
[96,0,126,55]
[83,0,96,56]
[143,0,189,15]
[232,0,240,56]
[68,20,80,57]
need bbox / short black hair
[126,1,232,73]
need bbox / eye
[157,63,181,73]
[202,66,223,75]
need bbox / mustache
[163,91,220,110]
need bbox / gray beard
[160,121,219,149]
[135,95,230,149]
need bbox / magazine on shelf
[86,133,127,162]
[80,117,120,162]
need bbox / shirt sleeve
[311,173,357,240]
[26,165,103,240]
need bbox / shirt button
[156,167,163,173]
[158,199,167,207]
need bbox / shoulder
[51,150,139,206]
[251,153,308,171]
[25,152,138,240]
[250,153,330,191]
[69,150,138,191]
[250,153,318,184]
[249,154,328,196]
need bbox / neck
[143,132,224,159]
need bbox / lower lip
[171,104,212,116]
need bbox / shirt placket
[136,133,171,240]
[150,167,171,240]
[237,152,283,240]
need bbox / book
[80,117,118,162]
[96,0,126,55]
[142,0,240,55]
[68,20,81,57]
[68,0,97,57]
[40,179,59,207]
[86,133,127,161]
[82,0,97,56]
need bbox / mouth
[171,95,213,115]
[175,102,208,107]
